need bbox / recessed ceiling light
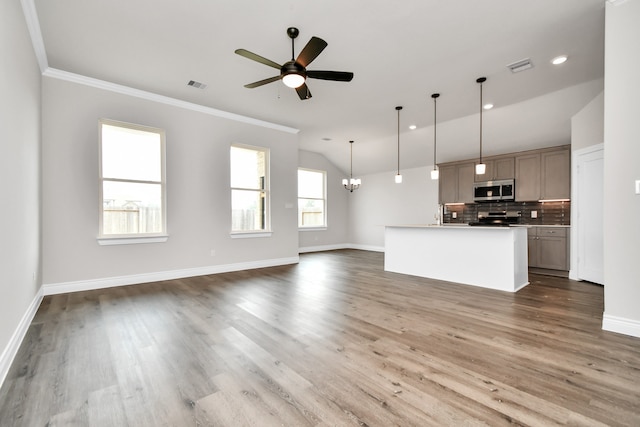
[409,125,417,130]
[483,103,494,110]
[321,137,332,141]
[551,55,568,65]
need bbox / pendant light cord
[432,94,439,170]
[396,106,402,175]
[349,140,354,179]
[478,78,485,164]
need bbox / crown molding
[21,0,298,135]
[20,0,48,73]
[42,68,299,134]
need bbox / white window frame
[230,143,271,237]
[97,118,167,245]
[298,167,327,230]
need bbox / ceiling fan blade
[295,83,312,100]
[296,36,328,67]
[235,49,281,70]
[307,70,354,82]
[244,75,281,88]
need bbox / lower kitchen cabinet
[527,226,569,271]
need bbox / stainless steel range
[469,210,521,226]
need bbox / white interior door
[577,146,604,285]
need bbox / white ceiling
[31,0,605,176]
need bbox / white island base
[384,225,529,292]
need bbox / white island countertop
[384,224,529,292]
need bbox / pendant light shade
[431,93,440,180]
[395,106,403,183]
[342,140,361,192]
[476,77,487,175]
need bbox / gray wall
[298,150,349,251]
[571,92,604,151]
[42,77,299,287]
[603,0,640,335]
[348,166,440,250]
[0,0,42,370]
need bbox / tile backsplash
[443,200,570,225]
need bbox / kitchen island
[384,225,528,292]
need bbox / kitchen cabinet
[457,162,475,203]
[515,153,541,201]
[439,145,569,204]
[541,149,571,200]
[515,147,570,201]
[527,226,569,270]
[439,165,457,204]
[439,162,474,204]
[474,156,515,182]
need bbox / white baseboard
[348,243,385,253]
[0,286,43,388]
[602,313,640,338]
[298,244,385,254]
[43,256,299,296]
[298,244,349,253]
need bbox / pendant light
[475,77,487,175]
[431,93,440,180]
[395,106,403,183]
[342,140,361,192]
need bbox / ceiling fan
[235,27,354,100]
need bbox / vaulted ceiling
[30,0,605,175]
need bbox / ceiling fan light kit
[235,27,354,100]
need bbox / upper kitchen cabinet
[515,153,541,201]
[515,146,570,201]
[439,162,475,204]
[439,165,457,204]
[541,149,571,200]
[457,162,475,203]
[439,145,569,204]
[474,156,515,182]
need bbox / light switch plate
[636,180,640,195]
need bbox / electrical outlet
[452,212,457,219]
[531,210,538,219]
[636,180,640,195]
[210,249,216,257]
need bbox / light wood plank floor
[1,249,639,426]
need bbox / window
[230,144,269,233]
[98,119,166,244]
[298,168,326,228]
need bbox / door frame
[570,143,604,283]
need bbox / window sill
[299,227,328,231]
[230,231,273,239]
[97,235,169,246]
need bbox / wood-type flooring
[1,249,639,426]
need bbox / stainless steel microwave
[473,179,515,202]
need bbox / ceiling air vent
[187,80,207,89]
[507,58,533,73]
